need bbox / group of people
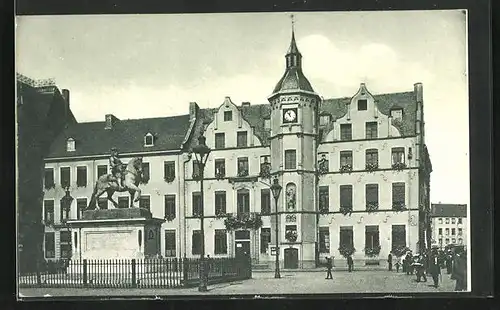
[324,254,354,279]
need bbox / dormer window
[224,111,232,121]
[358,99,367,111]
[144,133,154,147]
[320,114,331,126]
[264,118,271,129]
[390,107,403,120]
[66,138,75,152]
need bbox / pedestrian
[446,251,453,274]
[405,252,413,275]
[429,251,441,288]
[395,256,401,273]
[451,250,467,291]
[387,252,393,271]
[347,255,354,272]
[414,255,427,283]
[325,257,333,279]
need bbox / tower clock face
[283,108,298,123]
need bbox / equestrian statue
[86,147,144,210]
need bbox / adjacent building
[40,29,432,268]
[430,203,467,249]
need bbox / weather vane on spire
[291,13,295,32]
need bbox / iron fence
[18,256,251,289]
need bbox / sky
[15,11,469,205]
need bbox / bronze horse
[86,157,144,210]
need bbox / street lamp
[192,135,211,292]
[270,177,282,279]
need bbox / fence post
[36,259,42,285]
[182,257,188,287]
[82,259,88,287]
[131,259,137,288]
[247,255,252,279]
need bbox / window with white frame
[66,138,75,152]
[144,133,154,147]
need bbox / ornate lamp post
[270,177,282,279]
[192,135,211,292]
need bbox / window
[77,198,86,219]
[224,111,232,121]
[391,147,405,165]
[438,228,443,235]
[192,160,200,178]
[319,186,329,212]
[260,228,271,253]
[451,218,456,224]
[439,239,443,246]
[98,197,108,210]
[144,133,154,146]
[458,238,463,244]
[164,161,175,181]
[192,192,202,216]
[358,99,367,111]
[237,189,250,216]
[392,182,405,209]
[165,230,176,257]
[391,225,406,251]
[76,166,87,187]
[284,150,297,170]
[214,230,228,254]
[445,218,450,224]
[118,196,129,209]
[365,226,380,249]
[264,119,271,129]
[215,159,226,178]
[445,228,450,236]
[340,124,352,140]
[44,200,54,224]
[215,133,225,149]
[365,184,379,210]
[44,168,55,189]
[141,163,150,184]
[365,122,378,139]
[261,189,271,215]
[60,198,70,222]
[237,131,248,147]
[139,196,150,211]
[365,149,378,166]
[60,167,70,188]
[66,138,75,152]
[340,185,353,208]
[445,238,450,244]
[452,238,456,244]
[260,155,271,176]
[237,157,249,177]
[44,232,55,258]
[215,191,226,215]
[438,218,443,224]
[340,151,353,168]
[164,195,176,219]
[451,228,456,235]
[458,228,463,236]
[458,218,463,224]
[60,231,72,259]
[320,115,330,126]
[319,227,330,253]
[339,226,354,248]
[192,230,201,255]
[97,165,107,178]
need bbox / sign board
[236,243,242,248]
[270,246,278,256]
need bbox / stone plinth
[67,208,164,260]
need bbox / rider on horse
[109,147,124,189]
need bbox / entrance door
[235,241,250,260]
[284,248,299,269]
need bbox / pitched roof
[272,67,315,94]
[430,204,467,217]
[46,115,191,158]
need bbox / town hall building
[40,29,432,269]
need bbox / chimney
[105,114,120,130]
[189,102,199,121]
[242,102,251,107]
[414,83,423,103]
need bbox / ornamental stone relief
[285,183,297,212]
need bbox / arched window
[144,133,154,147]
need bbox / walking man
[429,250,441,288]
[415,255,427,282]
[347,255,354,272]
[325,257,333,279]
[387,252,393,271]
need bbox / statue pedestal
[67,208,165,260]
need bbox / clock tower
[268,26,321,268]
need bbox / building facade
[430,203,467,249]
[41,30,432,268]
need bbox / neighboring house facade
[430,203,467,249]
[41,30,432,268]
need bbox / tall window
[60,231,72,259]
[458,218,463,224]
[438,218,443,224]
[365,184,379,210]
[139,196,150,211]
[237,189,250,216]
[215,191,226,215]
[215,159,226,178]
[165,230,176,257]
[60,167,70,188]
[44,200,54,224]
[214,230,228,254]
[451,218,456,224]
[141,163,150,184]
[284,150,297,170]
[44,232,55,258]
[438,228,443,235]
[215,133,225,149]
[392,182,406,209]
[319,186,329,212]
[66,138,75,152]
[340,124,352,140]
[164,195,176,219]
[224,111,232,121]
[391,147,405,165]
[76,166,87,187]
[445,228,450,236]
[340,151,353,167]
[365,149,378,166]
[340,185,353,209]
[44,168,55,189]
[97,165,107,178]
[118,196,129,209]
[365,122,378,139]
[365,226,380,249]
[261,189,271,215]
[445,218,450,224]
[76,198,86,219]
[391,225,406,251]
[98,197,108,209]
[319,227,330,253]
[192,160,200,178]
[451,228,456,235]
[458,228,463,236]
[358,99,367,111]
[192,192,202,216]
[237,131,248,147]
[60,198,71,222]
[339,226,354,248]
[237,157,249,177]
[192,230,201,255]
[164,161,175,181]
[260,228,271,253]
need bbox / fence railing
[18,256,251,289]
